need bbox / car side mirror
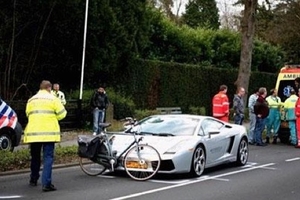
[208,129,220,138]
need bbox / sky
[172,0,281,16]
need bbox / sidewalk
[16,122,250,150]
[15,130,91,151]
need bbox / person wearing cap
[265,88,282,144]
[23,80,67,192]
[283,88,298,145]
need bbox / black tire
[124,144,161,181]
[0,133,14,151]
[236,137,249,166]
[278,128,290,144]
[79,157,107,176]
[189,145,206,177]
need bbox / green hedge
[123,59,277,116]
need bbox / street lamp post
[79,0,89,100]
[78,0,89,128]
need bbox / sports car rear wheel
[236,138,248,166]
[190,145,206,177]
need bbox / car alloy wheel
[190,145,206,177]
[236,138,248,166]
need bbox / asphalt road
[1,143,300,200]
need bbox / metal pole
[79,0,89,100]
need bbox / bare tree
[235,0,258,102]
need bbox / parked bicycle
[77,121,161,181]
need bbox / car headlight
[164,140,194,154]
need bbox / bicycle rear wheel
[79,157,106,176]
[124,144,161,181]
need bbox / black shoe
[249,142,255,145]
[42,184,57,192]
[29,179,37,186]
[256,143,267,146]
[265,137,270,144]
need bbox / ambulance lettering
[283,74,300,79]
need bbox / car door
[199,119,229,165]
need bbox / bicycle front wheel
[124,144,161,181]
[79,157,107,176]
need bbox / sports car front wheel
[236,138,248,166]
[189,145,206,177]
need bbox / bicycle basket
[77,135,100,158]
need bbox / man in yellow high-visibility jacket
[24,80,67,192]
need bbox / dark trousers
[30,142,55,187]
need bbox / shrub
[0,145,78,172]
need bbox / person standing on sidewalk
[284,88,298,146]
[90,86,109,135]
[23,80,67,192]
[233,87,245,125]
[248,88,259,145]
[265,88,282,144]
[212,85,230,122]
[51,83,66,105]
[254,87,269,146]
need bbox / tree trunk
[235,0,258,103]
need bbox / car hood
[111,134,195,155]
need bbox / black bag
[77,135,100,158]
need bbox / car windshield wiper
[155,133,174,136]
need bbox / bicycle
[77,121,161,181]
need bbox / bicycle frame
[94,132,143,171]
[79,119,161,180]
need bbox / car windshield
[129,115,200,136]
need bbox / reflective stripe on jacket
[284,94,298,120]
[266,96,282,110]
[24,90,67,143]
[212,92,229,117]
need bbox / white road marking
[109,163,275,200]
[286,157,300,162]
[0,196,22,199]
[149,179,190,184]
[242,162,258,167]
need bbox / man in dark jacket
[233,87,245,125]
[254,87,270,146]
[90,86,109,135]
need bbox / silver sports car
[111,114,249,177]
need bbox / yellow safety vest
[266,95,282,109]
[23,90,67,143]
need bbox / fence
[7,99,91,131]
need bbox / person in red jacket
[294,88,300,148]
[212,85,230,122]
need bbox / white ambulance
[275,64,300,144]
